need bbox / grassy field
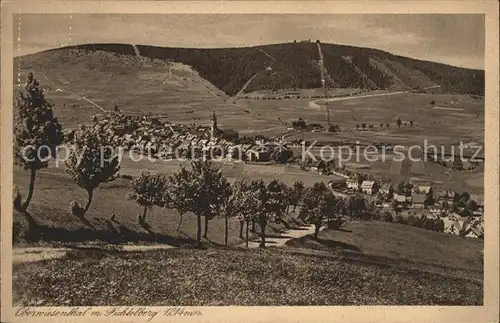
[13,247,482,306]
[285,221,483,272]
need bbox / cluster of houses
[329,171,484,239]
[87,111,294,163]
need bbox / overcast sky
[14,14,485,69]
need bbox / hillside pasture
[13,246,482,306]
[285,221,483,273]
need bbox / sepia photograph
[1,1,499,322]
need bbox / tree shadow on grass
[332,228,353,233]
[313,237,361,252]
[76,215,97,231]
[288,216,305,227]
[204,237,224,247]
[264,234,294,239]
[286,227,311,231]
[17,210,197,247]
[267,224,286,234]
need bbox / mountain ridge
[26,42,485,96]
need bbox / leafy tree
[168,160,230,247]
[14,73,63,211]
[347,195,366,219]
[290,180,305,212]
[300,182,337,238]
[219,183,242,247]
[396,181,406,195]
[392,199,400,211]
[238,182,259,247]
[396,117,402,128]
[386,123,390,129]
[395,214,407,224]
[270,147,292,164]
[409,120,414,127]
[452,157,464,170]
[466,200,478,212]
[380,123,384,129]
[424,189,435,207]
[383,211,393,222]
[248,179,275,248]
[128,172,169,224]
[356,124,360,130]
[361,123,367,130]
[65,125,120,217]
[460,192,470,204]
[167,166,194,231]
[387,186,394,200]
[267,179,289,224]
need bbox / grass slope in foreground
[286,221,483,272]
[13,247,482,306]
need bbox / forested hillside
[40,42,485,96]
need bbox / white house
[414,184,432,195]
[346,177,359,190]
[394,194,407,203]
[361,180,377,195]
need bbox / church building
[210,111,239,142]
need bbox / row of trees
[127,164,342,248]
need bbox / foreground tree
[218,182,246,247]
[249,179,273,248]
[290,180,305,212]
[127,172,169,224]
[300,182,337,238]
[238,182,259,247]
[169,161,230,247]
[167,166,194,231]
[14,73,63,211]
[347,195,367,219]
[267,179,289,224]
[65,125,120,217]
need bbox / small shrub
[120,174,133,180]
[395,214,407,225]
[382,211,393,222]
[13,188,23,212]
